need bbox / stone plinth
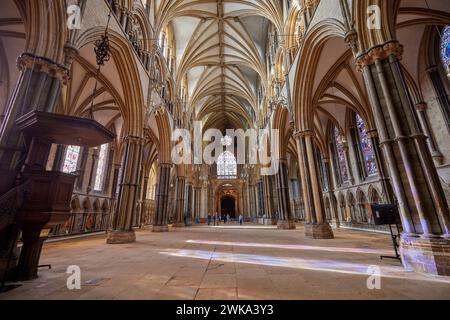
[277,220,296,230]
[106,230,136,244]
[305,223,334,239]
[400,234,450,276]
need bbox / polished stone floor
[1,224,450,300]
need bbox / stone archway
[220,196,236,219]
[215,184,240,220]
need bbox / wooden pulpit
[13,111,115,280]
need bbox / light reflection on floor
[195,225,277,230]
[159,249,450,284]
[186,239,394,256]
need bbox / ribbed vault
[155,0,279,131]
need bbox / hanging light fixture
[88,11,112,119]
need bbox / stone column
[290,178,300,219]
[87,149,99,194]
[0,53,69,277]
[152,163,172,232]
[256,180,265,218]
[173,176,186,227]
[184,182,193,226]
[414,102,443,165]
[295,131,334,238]
[359,42,450,275]
[367,130,394,204]
[76,147,89,190]
[263,175,276,225]
[134,162,145,228]
[245,182,251,219]
[252,183,257,219]
[342,141,355,185]
[248,183,254,219]
[193,186,201,223]
[0,53,68,195]
[323,157,340,228]
[137,174,149,227]
[427,65,450,130]
[275,160,296,229]
[107,136,144,244]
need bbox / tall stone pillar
[256,180,265,218]
[427,65,450,132]
[0,52,72,276]
[263,175,276,224]
[368,130,394,204]
[138,175,149,227]
[295,131,334,239]
[245,182,251,219]
[359,42,450,275]
[107,136,144,244]
[414,102,443,165]
[0,53,68,194]
[173,176,186,227]
[248,183,255,219]
[275,160,296,229]
[342,141,355,185]
[322,157,340,228]
[184,183,193,226]
[152,163,172,232]
[252,183,257,218]
[193,187,201,223]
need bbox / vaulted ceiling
[155,0,282,132]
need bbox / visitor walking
[227,214,231,223]
[214,212,219,226]
[239,214,243,226]
[275,210,280,222]
[207,214,211,226]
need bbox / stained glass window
[441,26,450,77]
[62,145,80,173]
[217,151,237,178]
[94,144,109,191]
[356,114,378,176]
[333,127,348,183]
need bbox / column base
[172,222,186,228]
[305,223,334,239]
[277,220,296,230]
[152,225,169,232]
[106,230,136,244]
[400,234,450,276]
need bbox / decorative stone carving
[17,53,70,84]
[355,41,404,72]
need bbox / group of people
[206,212,244,226]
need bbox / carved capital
[17,53,70,85]
[355,41,404,72]
[344,29,358,53]
[64,43,79,68]
[293,129,314,139]
[123,135,145,146]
